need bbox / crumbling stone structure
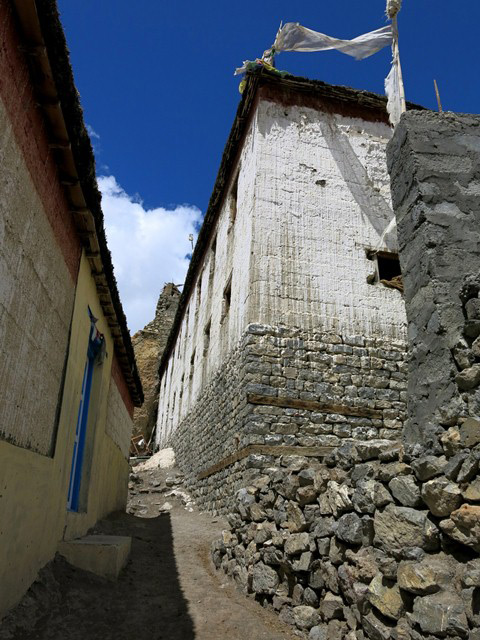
[132,283,180,442]
[212,111,480,639]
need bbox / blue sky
[57,0,480,331]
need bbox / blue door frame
[67,308,105,512]
[67,351,95,512]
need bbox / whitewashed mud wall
[249,100,405,338]
[0,96,74,456]
[156,98,408,511]
[157,118,258,444]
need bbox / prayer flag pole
[387,0,406,116]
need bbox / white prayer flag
[273,23,393,60]
[385,60,402,126]
[234,5,406,127]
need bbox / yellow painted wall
[0,252,133,617]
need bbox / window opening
[208,236,217,293]
[189,349,196,384]
[197,273,202,309]
[367,250,403,292]
[228,172,239,231]
[221,274,232,322]
[203,318,211,357]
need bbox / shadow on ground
[0,512,194,640]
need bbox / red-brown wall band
[111,352,134,419]
[0,0,82,280]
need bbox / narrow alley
[0,456,296,640]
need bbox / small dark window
[189,349,196,381]
[197,274,202,307]
[367,250,403,291]
[377,252,401,281]
[222,274,232,322]
[208,236,217,291]
[228,172,239,230]
[203,318,211,356]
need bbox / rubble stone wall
[212,112,480,640]
[168,323,407,513]
[214,436,480,640]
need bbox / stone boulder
[397,554,456,595]
[293,605,320,630]
[440,504,480,552]
[252,562,279,595]
[367,574,404,620]
[421,477,462,517]
[373,504,438,553]
[411,591,468,637]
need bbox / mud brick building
[0,0,142,616]
[156,69,408,512]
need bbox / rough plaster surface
[387,110,480,444]
[105,375,133,460]
[0,254,132,618]
[250,100,406,336]
[157,121,257,439]
[0,95,74,455]
[157,98,406,457]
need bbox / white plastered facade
[156,96,407,446]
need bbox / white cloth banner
[385,60,402,126]
[273,23,393,60]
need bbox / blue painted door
[67,310,104,512]
[67,352,95,511]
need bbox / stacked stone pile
[167,323,408,514]
[212,431,480,639]
[453,274,480,413]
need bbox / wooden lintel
[49,140,70,149]
[77,231,94,241]
[19,44,46,56]
[60,177,79,187]
[86,250,100,258]
[198,444,334,480]
[247,394,383,420]
[40,99,61,108]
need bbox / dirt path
[0,465,296,640]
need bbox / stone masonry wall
[213,436,480,639]
[168,323,407,513]
[211,112,480,639]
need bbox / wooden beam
[197,444,334,480]
[48,140,70,149]
[247,393,383,420]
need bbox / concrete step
[58,535,131,580]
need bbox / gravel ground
[0,463,295,640]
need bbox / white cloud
[98,175,202,334]
[86,124,100,139]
